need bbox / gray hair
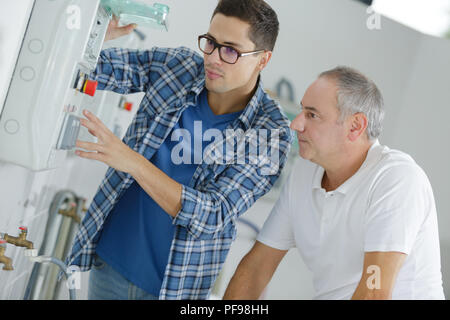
[319,66,385,141]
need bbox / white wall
[389,35,450,297]
[1,0,449,299]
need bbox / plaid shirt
[65,46,292,299]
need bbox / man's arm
[76,109,182,217]
[223,241,288,300]
[90,15,151,94]
[352,251,407,300]
[131,150,182,217]
[76,110,292,225]
[90,15,162,95]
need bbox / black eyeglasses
[198,34,265,65]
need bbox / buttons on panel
[73,70,98,97]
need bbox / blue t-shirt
[95,89,242,296]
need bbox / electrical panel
[0,1,35,117]
[0,0,110,171]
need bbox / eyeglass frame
[198,34,266,65]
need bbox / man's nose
[290,112,305,133]
[205,47,222,65]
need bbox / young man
[65,0,292,300]
[224,67,445,300]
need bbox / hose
[28,255,76,300]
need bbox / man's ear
[347,112,368,142]
[258,51,272,71]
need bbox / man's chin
[298,149,311,161]
[205,81,228,94]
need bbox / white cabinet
[0,0,109,171]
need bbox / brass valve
[3,226,34,250]
[58,202,81,223]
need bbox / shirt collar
[312,163,324,190]
[312,139,382,195]
[236,76,265,131]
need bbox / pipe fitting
[0,240,13,271]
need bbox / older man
[224,66,445,300]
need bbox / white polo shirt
[257,140,445,300]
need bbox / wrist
[128,151,146,178]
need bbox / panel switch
[56,113,81,150]
[73,70,98,97]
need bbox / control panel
[0,0,110,171]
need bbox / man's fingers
[83,109,108,128]
[81,110,109,136]
[107,20,137,41]
[118,24,137,36]
[80,118,100,137]
[82,109,99,123]
[76,140,105,153]
[75,149,105,162]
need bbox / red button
[83,80,98,97]
[124,102,133,111]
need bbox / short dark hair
[212,0,279,51]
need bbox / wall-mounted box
[0,1,35,117]
[0,0,110,171]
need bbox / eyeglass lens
[199,37,239,64]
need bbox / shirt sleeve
[90,46,199,95]
[364,163,431,255]
[90,47,157,94]
[172,127,292,241]
[256,169,296,251]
